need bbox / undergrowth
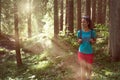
[1,24,120,80]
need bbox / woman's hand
[89,38,96,44]
[78,39,82,44]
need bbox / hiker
[77,16,96,80]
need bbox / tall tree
[28,0,32,37]
[102,0,107,24]
[68,0,74,34]
[60,0,63,31]
[14,3,22,66]
[109,0,120,61]
[91,0,96,26]
[97,0,103,24]
[65,0,68,34]
[86,0,91,17]
[54,0,59,38]
[76,0,81,30]
[0,0,1,34]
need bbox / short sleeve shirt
[77,30,96,54]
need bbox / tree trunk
[76,0,81,30]
[14,3,22,66]
[60,0,63,31]
[68,0,74,34]
[86,0,91,17]
[109,0,120,61]
[91,0,96,26]
[97,0,103,24]
[102,0,107,24]
[65,0,68,34]
[28,0,32,38]
[54,0,59,38]
[0,0,1,34]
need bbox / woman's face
[81,18,89,28]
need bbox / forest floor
[0,35,81,80]
[0,34,120,80]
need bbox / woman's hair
[82,16,93,29]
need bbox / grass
[0,50,70,80]
[92,38,120,80]
[93,53,120,80]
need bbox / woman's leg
[85,54,94,80]
[86,63,92,80]
[78,52,87,80]
[80,60,87,80]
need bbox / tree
[28,0,32,37]
[59,0,63,31]
[0,0,1,34]
[14,3,22,66]
[65,0,68,34]
[54,0,59,38]
[68,0,74,34]
[97,0,103,24]
[86,0,91,17]
[109,0,120,61]
[76,0,81,30]
[102,0,107,24]
[91,0,96,26]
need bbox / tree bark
[28,0,32,38]
[109,0,120,61]
[68,0,74,34]
[86,0,91,17]
[54,0,59,38]
[91,0,96,26]
[76,0,81,30]
[102,0,107,24]
[14,3,22,66]
[65,0,68,34]
[60,0,63,31]
[97,0,103,24]
[0,0,1,34]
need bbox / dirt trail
[50,38,81,80]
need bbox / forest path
[49,38,81,80]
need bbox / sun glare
[24,3,31,13]
[26,3,30,11]
[19,0,32,14]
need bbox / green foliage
[91,24,120,80]
[93,50,120,80]
[95,24,109,39]
[1,0,52,37]
[1,27,120,80]
[1,0,14,35]
[42,13,54,37]
[94,24,109,54]
[0,46,70,80]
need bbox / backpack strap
[80,30,82,39]
[91,29,93,39]
[91,29,96,41]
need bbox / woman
[77,16,96,80]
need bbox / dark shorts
[78,52,94,64]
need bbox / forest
[0,0,120,80]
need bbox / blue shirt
[77,29,96,54]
